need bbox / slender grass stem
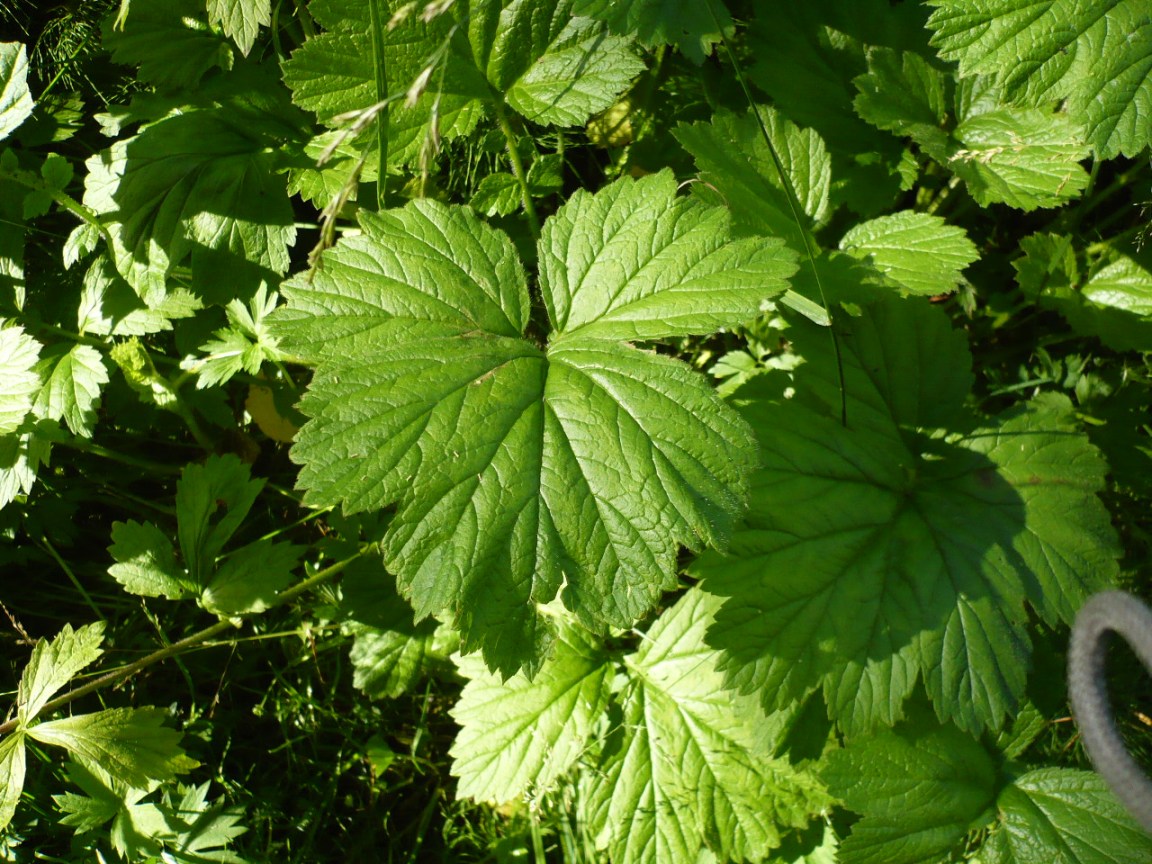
[495,100,542,237]
[367,0,390,210]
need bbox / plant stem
[494,100,542,237]
[0,162,113,250]
[0,549,369,737]
[54,436,184,474]
[707,0,847,425]
[367,0,390,209]
[38,535,105,623]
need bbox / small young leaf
[983,768,1152,864]
[838,211,978,296]
[822,720,998,864]
[176,454,265,586]
[0,320,42,435]
[0,42,34,141]
[207,0,271,56]
[201,538,301,615]
[18,622,105,725]
[107,519,191,601]
[470,172,522,216]
[32,344,110,438]
[450,624,611,803]
[193,286,283,388]
[27,707,199,788]
[77,256,200,338]
[0,732,26,832]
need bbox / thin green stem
[0,549,369,737]
[54,437,184,474]
[38,535,105,622]
[706,0,847,425]
[0,162,113,250]
[494,100,542,237]
[367,0,390,210]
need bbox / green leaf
[852,47,950,154]
[207,0,270,56]
[572,0,729,63]
[470,172,522,216]
[1016,238,1152,352]
[341,556,441,699]
[822,719,998,864]
[176,454,265,586]
[500,17,645,126]
[692,299,1120,735]
[107,519,192,601]
[0,421,52,511]
[585,589,829,864]
[103,0,234,91]
[201,538,301,615]
[82,104,297,303]
[54,759,158,839]
[77,256,201,338]
[0,42,34,142]
[193,285,283,388]
[281,1,485,168]
[31,344,110,438]
[165,781,250,862]
[18,622,105,725]
[27,707,199,788]
[539,170,798,340]
[0,320,42,436]
[927,0,1152,158]
[451,623,610,803]
[674,106,832,249]
[983,768,1152,864]
[946,107,1091,211]
[0,732,26,833]
[274,171,788,674]
[838,211,978,296]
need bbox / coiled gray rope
[1068,590,1152,833]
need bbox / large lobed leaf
[692,295,1120,736]
[272,170,795,675]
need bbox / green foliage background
[1,0,1152,861]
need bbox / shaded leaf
[107,519,192,600]
[822,719,997,864]
[201,538,301,615]
[983,768,1152,863]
